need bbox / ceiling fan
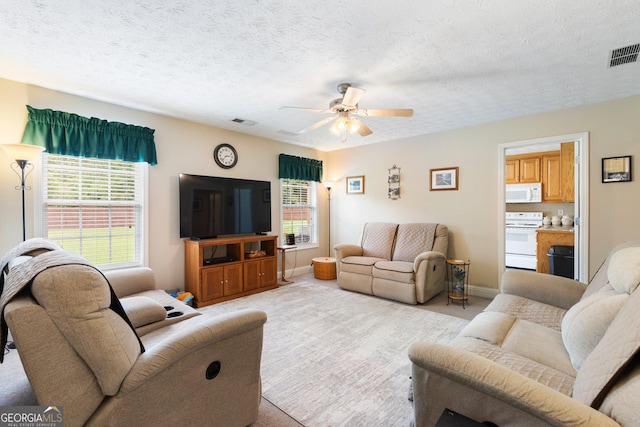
[281,83,414,142]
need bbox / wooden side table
[277,245,296,285]
[312,257,336,280]
[447,259,470,309]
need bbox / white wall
[327,96,640,289]
[3,77,639,293]
[0,78,328,289]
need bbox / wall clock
[213,143,238,169]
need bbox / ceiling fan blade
[341,87,365,107]
[357,108,414,117]
[280,106,330,113]
[357,121,373,137]
[300,116,336,133]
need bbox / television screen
[179,174,272,239]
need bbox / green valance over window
[278,154,323,182]
[21,105,158,165]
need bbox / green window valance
[21,105,157,165]
[278,154,323,182]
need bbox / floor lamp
[323,181,334,257]
[1,143,45,241]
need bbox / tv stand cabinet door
[201,267,224,302]
[223,264,243,295]
[260,258,277,287]
[243,260,262,291]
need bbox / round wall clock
[213,143,238,169]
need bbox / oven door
[505,227,538,270]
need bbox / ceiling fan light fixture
[329,119,342,136]
[347,118,361,134]
[330,116,348,135]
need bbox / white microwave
[506,183,542,203]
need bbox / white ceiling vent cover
[609,44,640,67]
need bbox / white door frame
[498,132,590,283]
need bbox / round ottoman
[312,257,336,280]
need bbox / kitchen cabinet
[541,143,575,203]
[185,235,278,307]
[542,152,563,202]
[536,228,574,275]
[505,155,541,184]
[560,142,575,202]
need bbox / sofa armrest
[409,342,620,427]
[87,309,267,426]
[120,309,267,392]
[500,270,587,309]
[334,244,363,261]
[413,250,445,271]
[103,267,158,298]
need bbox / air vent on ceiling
[231,118,257,126]
[277,130,298,136]
[609,43,640,67]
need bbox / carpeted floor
[200,280,472,427]
[0,274,491,426]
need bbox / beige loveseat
[409,241,640,427]
[2,240,266,427]
[334,222,448,304]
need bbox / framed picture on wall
[602,156,632,183]
[430,167,459,191]
[346,176,365,194]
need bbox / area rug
[200,282,469,427]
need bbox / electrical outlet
[558,209,564,216]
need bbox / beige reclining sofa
[334,222,448,304]
[2,239,266,427]
[409,241,640,427]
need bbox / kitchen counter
[538,225,574,232]
[536,227,575,274]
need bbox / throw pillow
[607,247,640,294]
[561,288,628,370]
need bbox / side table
[312,257,336,280]
[446,259,470,309]
[277,245,296,285]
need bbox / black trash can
[547,245,574,278]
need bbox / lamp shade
[322,180,335,190]
[0,144,45,162]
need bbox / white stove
[505,212,543,270]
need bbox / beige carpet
[201,282,469,427]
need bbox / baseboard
[467,285,499,299]
[281,265,313,280]
[444,281,499,300]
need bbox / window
[41,154,147,269]
[280,179,317,247]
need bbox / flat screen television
[179,174,272,239]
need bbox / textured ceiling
[1,0,639,151]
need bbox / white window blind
[42,154,146,269]
[280,179,317,247]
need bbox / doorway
[498,133,589,283]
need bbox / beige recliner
[3,248,266,427]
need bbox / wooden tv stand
[184,235,278,307]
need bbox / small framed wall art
[346,175,365,194]
[430,167,459,191]
[602,156,632,183]
[388,165,400,200]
